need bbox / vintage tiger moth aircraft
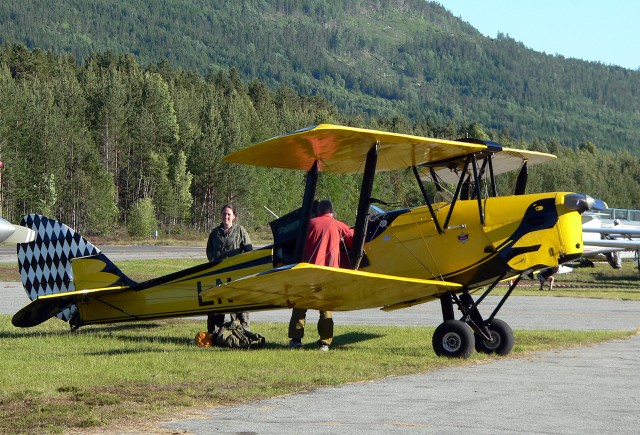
[10,124,598,358]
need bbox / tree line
[0,45,639,238]
[1,0,639,154]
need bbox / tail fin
[17,214,133,322]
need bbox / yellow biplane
[11,124,596,358]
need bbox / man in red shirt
[288,199,354,351]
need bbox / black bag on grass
[214,319,266,349]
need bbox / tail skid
[17,214,133,322]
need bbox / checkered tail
[17,214,101,321]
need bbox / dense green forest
[1,45,639,238]
[0,0,639,154]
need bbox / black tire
[432,320,475,358]
[474,318,514,356]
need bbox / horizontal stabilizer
[12,285,131,328]
[201,263,461,311]
[12,293,77,327]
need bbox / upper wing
[201,263,462,311]
[428,146,556,184]
[223,124,486,174]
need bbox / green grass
[0,316,634,434]
[0,254,637,431]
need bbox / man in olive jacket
[206,204,253,333]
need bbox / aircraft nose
[562,193,599,213]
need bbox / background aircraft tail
[17,214,133,322]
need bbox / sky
[437,0,639,70]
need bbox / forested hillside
[1,0,639,154]
[1,46,639,237]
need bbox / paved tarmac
[1,261,639,434]
[0,244,206,264]
[163,302,640,435]
[163,335,640,434]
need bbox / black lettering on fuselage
[197,277,234,307]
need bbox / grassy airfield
[0,317,633,434]
[0,259,637,433]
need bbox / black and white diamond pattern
[18,214,100,321]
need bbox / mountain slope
[1,0,639,152]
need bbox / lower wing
[202,263,462,312]
[583,239,640,250]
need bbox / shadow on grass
[2,322,385,353]
[260,331,383,351]
[0,321,164,340]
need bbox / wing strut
[412,166,443,234]
[293,161,319,262]
[470,154,485,225]
[443,156,471,230]
[351,142,378,270]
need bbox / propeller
[563,193,596,213]
[514,161,528,195]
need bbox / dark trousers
[288,308,333,345]
[207,312,250,333]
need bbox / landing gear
[69,307,81,332]
[434,276,520,358]
[432,320,474,358]
[474,318,514,355]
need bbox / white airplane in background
[0,217,35,244]
[581,212,640,269]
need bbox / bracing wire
[375,150,446,281]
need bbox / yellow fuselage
[76,249,274,325]
[75,192,583,326]
[362,192,583,286]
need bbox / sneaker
[288,339,303,350]
[318,342,329,352]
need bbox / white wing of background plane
[581,216,640,269]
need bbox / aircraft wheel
[474,318,514,356]
[432,320,475,358]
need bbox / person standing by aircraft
[288,199,354,351]
[206,204,253,333]
[537,266,559,290]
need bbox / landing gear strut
[433,276,519,358]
